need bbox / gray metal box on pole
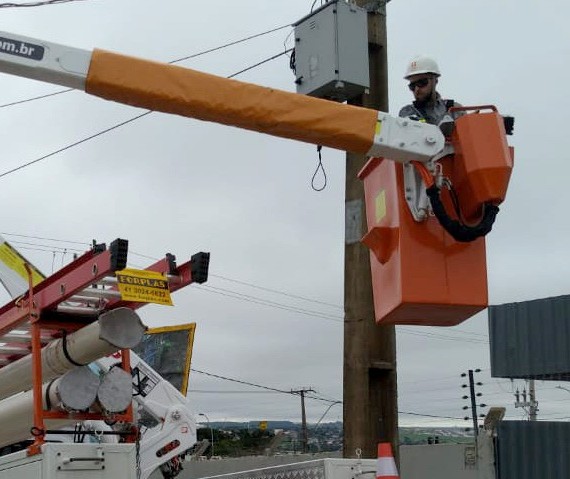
[293,0,369,101]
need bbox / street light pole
[199,413,214,457]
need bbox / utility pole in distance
[344,0,398,461]
[292,388,314,453]
[515,379,538,421]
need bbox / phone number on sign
[123,287,168,298]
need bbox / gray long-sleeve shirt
[399,97,461,126]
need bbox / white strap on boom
[0,31,90,89]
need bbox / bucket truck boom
[0,30,513,324]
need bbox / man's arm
[399,104,422,120]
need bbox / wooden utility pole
[292,388,314,453]
[343,0,398,461]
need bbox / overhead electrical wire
[228,49,292,78]
[0,111,151,179]
[191,367,335,404]
[210,273,342,310]
[191,367,471,421]
[0,232,490,344]
[169,24,291,64]
[0,231,89,246]
[0,24,293,110]
[0,0,87,7]
[0,48,290,180]
[0,88,74,108]
[193,285,343,323]
[0,232,343,312]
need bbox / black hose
[425,185,499,242]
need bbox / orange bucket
[358,157,488,326]
[449,106,514,220]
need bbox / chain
[136,425,142,479]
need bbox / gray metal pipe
[0,307,145,401]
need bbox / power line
[0,49,290,180]
[0,89,74,109]
[0,111,151,179]
[191,368,334,404]
[192,368,292,395]
[228,49,292,78]
[0,25,293,110]
[194,284,343,323]
[210,273,342,310]
[191,367,465,421]
[8,239,83,252]
[0,232,345,314]
[0,231,88,246]
[169,24,291,64]
[399,329,488,345]
[399,411,464,421]
[0,0,87,7]
[0,231,492,344]
[188,390,279,394]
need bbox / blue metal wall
[489,295,570,380]
[496,421,570,479]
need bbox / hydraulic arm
[0,30,514,327]
[0,30,443,163]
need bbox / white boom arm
[0,30,444,163]
[96,351,197,479]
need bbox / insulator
[462,406,469,410]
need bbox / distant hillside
[198,421,472,449]
[208,421,300,430]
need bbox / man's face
[407,74,436,102]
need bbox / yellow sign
[116,268,173,305]
[0,238,45,298]
[259,421,268,431]
[375,189,386,223]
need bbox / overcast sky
[0,0,569,430]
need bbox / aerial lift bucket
[359,107,513,326]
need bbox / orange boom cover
[85,49,378,155]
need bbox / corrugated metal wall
[488,295,570,379]
[496,421,570,479]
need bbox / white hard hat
[404,55,441,79]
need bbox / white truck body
[0,443,136,479]
[194,458,377,479]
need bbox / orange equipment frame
[0,240,209,455]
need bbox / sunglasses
[408,78,430,90]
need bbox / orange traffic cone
[376,442,399,479]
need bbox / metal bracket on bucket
[403,144,454,222]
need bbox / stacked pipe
[0,308,145,448]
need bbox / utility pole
[468,370,480,449]
[461,368,486,451]
[515,379,538,421]
[344,0,397,461]
[292,388,314,453]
